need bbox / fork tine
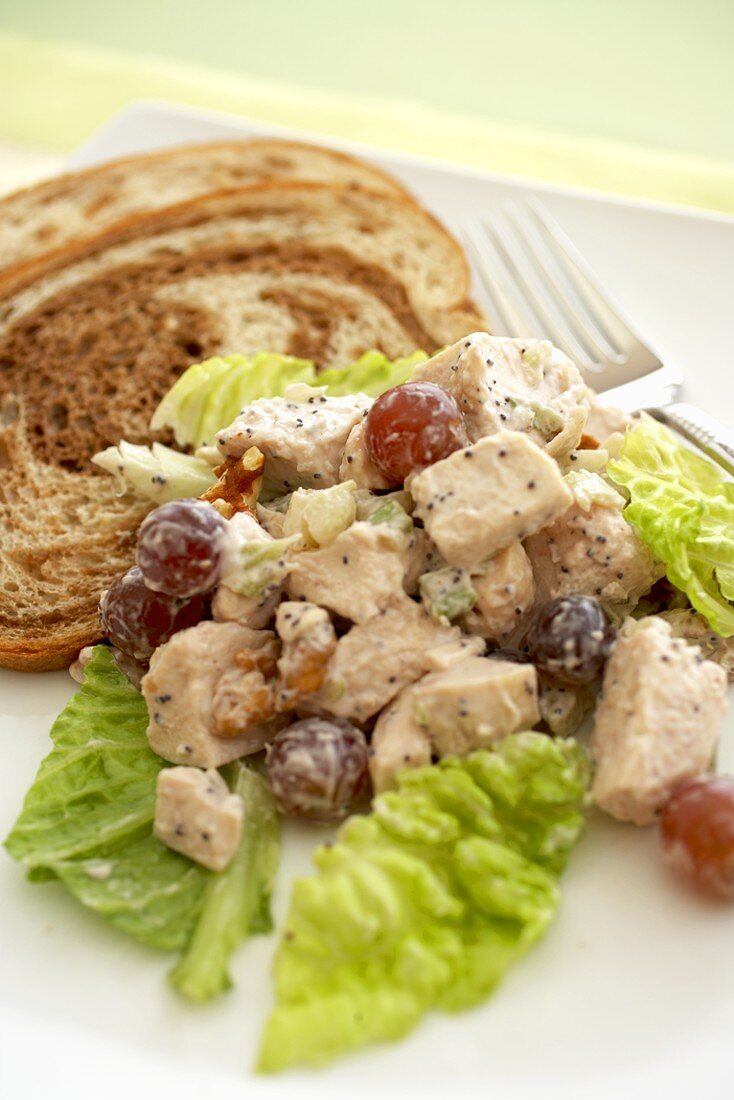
[480,217,599,372]
[504,203,621,367]
[459,228,535,338]
[525,198,651,354]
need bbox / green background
[3,0,732,159]
[0,0,732,209]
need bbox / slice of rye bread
[0,139,412,275]
[0,181,486,671]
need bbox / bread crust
[0,138,411,212]
[0,626,102,672]
[0,180,472,303]
[0,139,415,276]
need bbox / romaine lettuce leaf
[607,415,734,636]
[316,349,427,396]
[169,763,280,1001]
[49,836,207,951]
[151,349,429,449]
[151,353,315,449]
[92,440,217,502]
[5,647,161,867]
[5,650,279,980]
[258,733,588,1072]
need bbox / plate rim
[67,97,734,230]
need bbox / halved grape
[265,717,369,822]
[136,499,228,597]
[99,565,205,660]
[364,381,467,484]
[661,776,734,898]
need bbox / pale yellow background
[0,0,732,208]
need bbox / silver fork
[460,199,734,476]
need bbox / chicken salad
[6,330,734,1071]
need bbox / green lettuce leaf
[607,415,734,636]
[316,349,427,396]
[5,650,279,978]
[92,440,217,502]
[49,837,207,951]
[5,647,161,867]
[258,733,588,1072]
[169,763,280,1002]
[151,349,429,449]
[151,353,315,449]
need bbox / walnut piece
[200,446,265,519]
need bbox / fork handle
[645,403,734,479]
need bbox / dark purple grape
[526,595,616,684]
[364,382,467,484]
[136,499,228,598]
[265,717,369,822]
[487,648,532,664]
[99,565,205,660]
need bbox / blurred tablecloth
[3,29,734,214]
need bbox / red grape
[136,499,228,597]
[661,776,734,898]
[364,381,467,484]
[99,565,205,660]
[266,717,369,822]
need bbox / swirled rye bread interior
[0,176,485,670]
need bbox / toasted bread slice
[0,182,485,670]
[0,139,412,274]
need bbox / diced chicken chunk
[411,432,573,569]
[658,609,734,681]
[339,421,392,490]
[460,542,535,643]
[216,384,371,492]
[154,767,243,872]
[538,676,593,738]
[369,685,432,793]
[582,390,632,447]
[525,496,661,609]
[275,601,337,708]
[214,509,284,627]
[286,521,409,623]
[256,501,287,539]
[212,584,281,630]
[411,656,540,757]
[410,332,588,447]
[142,621,278,767]
[422,635,486,671]
[401,529,440,596]
[316,596,462,723]
[591,617,727,825]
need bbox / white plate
[3,101,734,1100]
